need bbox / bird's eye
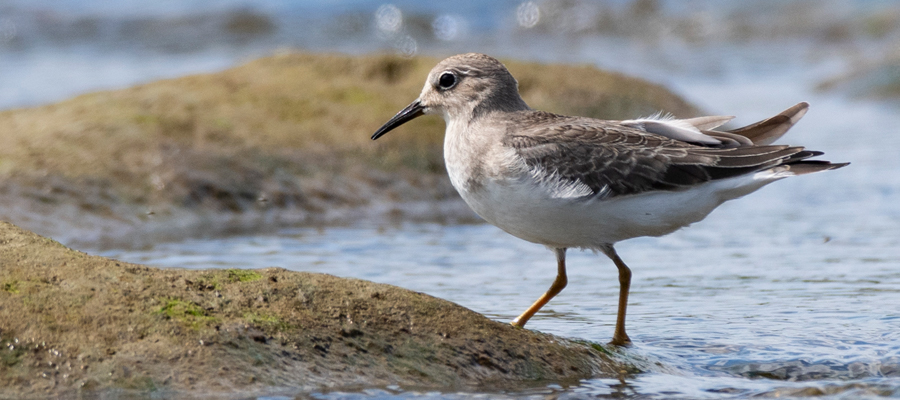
[438,72,457,89]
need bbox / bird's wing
[620,116,732,146]
[618,102,811,148]
[502,112,816,200]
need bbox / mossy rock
[0,221,627,397]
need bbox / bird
[370,53,847,346]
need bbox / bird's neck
[443,112,510,195]
[472,93,530,120]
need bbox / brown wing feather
[725,102,810,145]
[503,111,843,199]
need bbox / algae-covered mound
[0,52,698,247]
[0,221,626,397]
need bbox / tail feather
[701,130,754,147]
[786,161,849,175]
[727,102,810,145]
[783,150,824,163]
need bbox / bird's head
[372,53,528,140]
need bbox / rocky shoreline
[0,52,696,396]
[0,221,633,397]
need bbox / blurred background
[2,1,900,398]
[1,0,899,110]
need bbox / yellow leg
[602,244,632,346]
[511,248,567,328]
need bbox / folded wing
[621,102,811,148]
[503,107,846,200]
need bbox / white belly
[456,169,787,249]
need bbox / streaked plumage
[371,53,847,346]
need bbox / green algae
[227,269,262,283]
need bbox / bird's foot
[608,335,632,347]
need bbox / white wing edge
[621,116,731,145]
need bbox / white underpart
[461,165,796,249]
[622,114,734,145]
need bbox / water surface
[100,206,900,398]
[6,0,900,398]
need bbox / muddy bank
[0,51,698,249]
[0,221,630,397]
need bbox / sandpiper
[371,53,847,346]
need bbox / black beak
[371,100,425,140]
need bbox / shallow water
[99,200,900,398]
[7,0,900,398]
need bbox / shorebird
[371,53,847,346]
